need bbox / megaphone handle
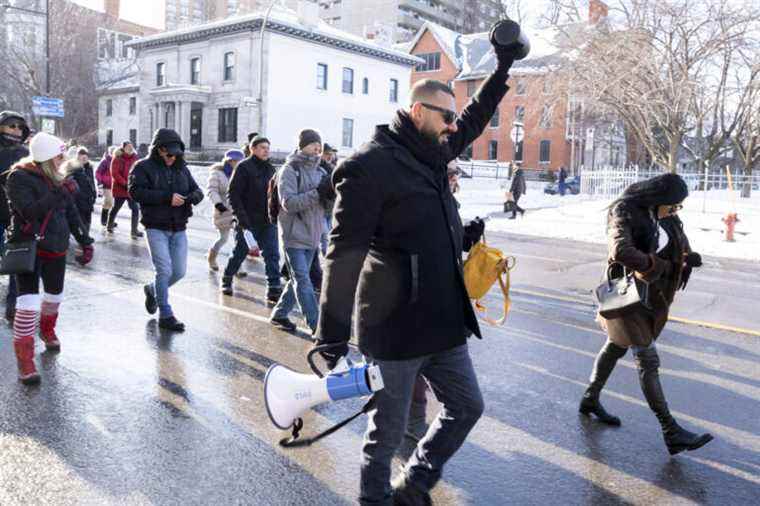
[279,397,376,449]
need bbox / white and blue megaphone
[264,344,384,435]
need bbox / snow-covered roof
[127,5,421,67]
[408,21,568,80]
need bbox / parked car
[544,176,580,195]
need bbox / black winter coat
[0,111,31,227]
[510,169,526,199]
[317,71,510,360]
[65,162,97,218]
[5,164,91,253]
[228,155,276,229]
[128,129,203,231]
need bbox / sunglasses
[668,204,683,213]
[3,123,24,130]
[419,103,457,125]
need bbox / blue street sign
[32,96,65,118]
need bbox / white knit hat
[30,132,66,162]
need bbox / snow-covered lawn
[457,177,760,262]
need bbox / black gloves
[317,175,336,202]
[187,189,204,205]
[685,252,702,268]
[495,48,516,74]
[214,203,228,213]
[463,217,486,252]
[314,340,349,371]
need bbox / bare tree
[732,65,760,197]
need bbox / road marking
[511,288,760,337]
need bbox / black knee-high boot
[101,208,109,226]
[633,345,713,455]
[580,340,627,425]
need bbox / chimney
[588,0,608,25]
[105,0,120,19]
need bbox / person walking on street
[0,111,30,322]
[5,133,95,385]
[269,129,331,332]
[313,36,518,503]
[509,167,526,219]
[309,143,337,295]
[558,166,568,196]
[108,141,141,238]
[206,149,245,272]
[223,136,282,302]
[580,173,713,456]
[96,146,116,228]
[129,128,203,332]
[62,146,97,236]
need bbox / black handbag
[0,211,53,275]
[594,262,647,319]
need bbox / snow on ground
[457,177,760,262]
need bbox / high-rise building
[318,0,503,42]
[165,0,278,30]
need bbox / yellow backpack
[463,234,516,326]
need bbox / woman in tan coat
[205,149,245,271]
[580,173,713,456]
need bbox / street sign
[32,96,64,118]
[241,97,259,107]
[510,126,524,144]
[41,118,55,134]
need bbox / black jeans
[108,197,139,232]
[17,255,66,296]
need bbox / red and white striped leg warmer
[13,294,41,382]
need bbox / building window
[415,52,441,72]
[539,140,551,163]
[515,105,525,123]
[129,129,137,146]
[490,108,499,128]
[106,129,113,146]
[129,97,136,115]
[156,62,166,86]
[106,99,113,117]
[342,67,354,94]
[317,63,328,90]
[224,52,235,81]
[342,118,354,148]
[362,77,369,95]
[488,140,498,160]
[390,79,398,102]
[516,79,527,95]
[218,108,238,143]
[467,80,478,97]
[539,104,553,129]
[190,57,200,85]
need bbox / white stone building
[98,4,420,158]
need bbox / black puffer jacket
[64,161,97,217]
[0,111,31,227]
[227,154,276,229]
[5,163,91,253]
[128,128,203,231]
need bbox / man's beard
[421,125,447,145]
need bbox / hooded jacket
[96,154,113,189]
[110,148,138,198]
[128,128,203,231]
[206,162,235,230]
[63,159,97,218]
[276,151,326,250]
[0,111,31,227]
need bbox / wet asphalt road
[0,205,758,505]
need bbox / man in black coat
[223,135,282,304]
[0,111,30,321]
[129,128,203,332]
[313,40,518,504]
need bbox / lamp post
[257,0,280,134]
[1,0,50,94]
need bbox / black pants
[511,195,525,218]
[17,255,66,296]
[108,197,139,232]
[80,212,92,236]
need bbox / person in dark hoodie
[0,111,29,321]
[62,146,97,236]
[580,173,713,456]
[5,132,94,385]
[108,141,141,238]
[313,37,516,503]
[128,129,203,332]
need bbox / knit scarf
[388,110,447,174]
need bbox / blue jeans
[360,344,484,505]
[145,229,188,319]
[271,247,318,330]
[0,225,18,307]
[223,224,281,293]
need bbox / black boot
[101,208,109,226]
[220,276,233,296]
[266,286,282,306]
[634,345,714,455]
[130,207,143,238]
[580,341,626,426]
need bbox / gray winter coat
[277,151,325,249]
[206,163,234,230]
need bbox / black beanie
[298,129,322,150]
[621,173,689,207]
[250,135,270,147]
[247,131,259,143]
